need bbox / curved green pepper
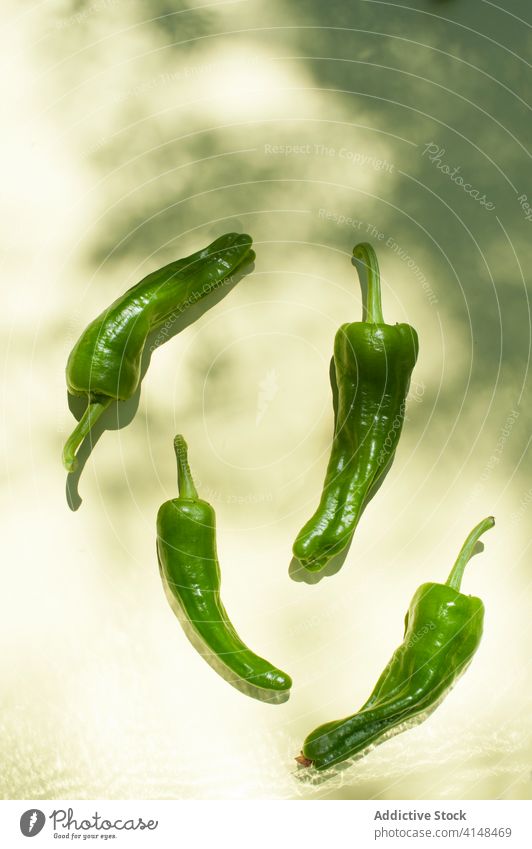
[156,435,292,703]
[63,233,255,473]
[297,516,494,770]
[293,242,419,573]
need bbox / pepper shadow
[65,258,254,510]
[288,547,351,584]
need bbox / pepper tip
[62,448,78,474]
[173,434,187,455]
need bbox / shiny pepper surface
[63,233,254,472]
[293,242,419,573]
[298,517,494,770]
[157,436,292,703]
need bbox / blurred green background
[2,0,531,799]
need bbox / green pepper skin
[293,243,418,572]
[63,233,254,472]
[299,517,494,770]
[157,436,292,702]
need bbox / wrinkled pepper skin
[293,243,418,572]
[298,517,494,770]
[63,233,254,472]
[157,436,292,702]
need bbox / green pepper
[156,435,292,703]
[293,242,419,573]
[63,233,254,473]
[297,516,494,770]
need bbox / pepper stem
[62,398,112,473]
[174,434,198,500]
[352,242,384,324]
[446,516,495,591]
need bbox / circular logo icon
[20,810,46,837]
